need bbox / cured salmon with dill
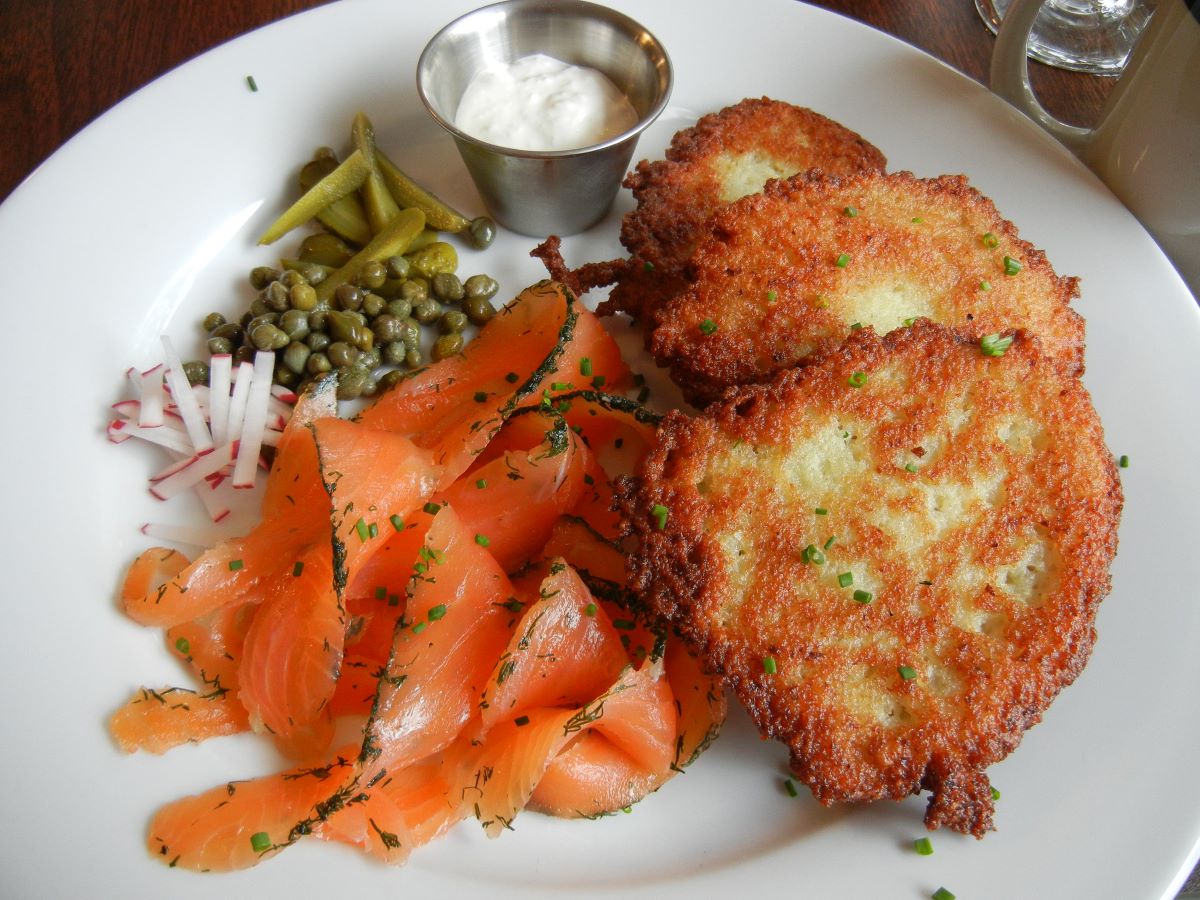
[111,281,726,870]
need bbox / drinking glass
[975,0,1156,73]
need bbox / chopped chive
[651,503,669,530]
[354,518,369,542]
[902,316,918,327]
[228,559,244,571]
[428,604,447,621]
[514,715,530,727]
[1003,255,1022,275]
[991,786,1001,801]
[375,585,387,600]
[368,522,378,539]
[423,502,441,515]
[389,514,404,532]
[246,75,259,93]
[980,333,1014,357]
[579,357,593,377]
[699,318,718,335]
[412,621,427,635]
[502,598,525,613]
[783,777,799,797]
[981,231,999,249]
[633,373,645,386]
[292,560,305,577]
[475,478,487,490]
[474,534,490,547]
[174,637,190,655]
[584,602,598,616]
[843,206,858,217]
[766,289,778,303]
[980,279,992,291]
[850,322,863,331]
[912,216,923,224]
[590,374,607,389]
[905,462,918,473]
[823,535,837,550]
[801,544,826,565]
[388,593,401,607]
[762,655,778,674]
[835,252,851,268]
[505,371,519,383]
[473,391,488,403]
[814,507,828,515]
[913,836,934,855]
[613,618,636,631]
[249,831,271,852]
[931,889,956,900]
[637,385,650,403]
[838,572,854,588]
[847,370,868,388]
[853,589,873,604]
[582,473,595,486]
[898,664,918,681]
[643,260,655,272]
[551,381,571,391]
[1118,454,1130,468]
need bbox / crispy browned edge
[617,322,1122,836]
[650,169,1084,407]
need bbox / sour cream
[454,53,639,151]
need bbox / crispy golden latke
[595,97,887,320]
[651,170,1085,406]
[620,322,1121,836]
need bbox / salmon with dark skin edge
[651,170,1084,406]
[620,322,1121,836]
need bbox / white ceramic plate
[2,1,1197,897]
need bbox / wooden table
[0,0,1191,895]
[0,0,1116,205]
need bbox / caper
[406,241,458,279]
[246,313,279,333]
[305,331,331,352]
[335,283,363,312]
[306,352,333,376]
[233,345,255,365]
[386,298,412,320]
[251,323,290,352]
[278,308,310,341]
[278,269,307,288]
[274,366,300,388]
[327,309,374,350]
[464,297,496,327]
[203,312,226,333]
[399,317,421,348]
[337,366,369,400]
[467,216,497,250]
[207,336,234,355]
[360,346,382,370]
[308,309,329,332]
[327,341,360,369]
[361,292,386,318]
[385,255,411,280]
[413,298,441,325]
[211,322,244,343]
[431,272,464,303]
[182,360,210,386]
[356,259,388,290]
[464,273,499,301]
[249,266,281,290]
[313,145,337,163]
[295,263,327,286]
[370,314,401,344]
[432,333,465,361]
[289,283,318,311]
[379,369,406,391]
[382,340,407,366]
[404,347,423,369]
[438,310,468,334]
[265,280,291,311]
[283,341,311,375]
[249,295,270,318]
[360,374,379,398]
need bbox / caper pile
[199,234,499,400]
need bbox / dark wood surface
[0,0,1116,205]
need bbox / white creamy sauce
[454,53,639,151]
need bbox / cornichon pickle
[406,241,458,279]
[258,149,370,245]
[298,233,356,267]
[298,155,372,246]
[314,207,425,305]
[351,111,403,235]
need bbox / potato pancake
[620,322,1121,836]
[598,97,887,321]
[651,170,1085,405]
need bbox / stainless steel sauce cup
[417,0,672,237]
